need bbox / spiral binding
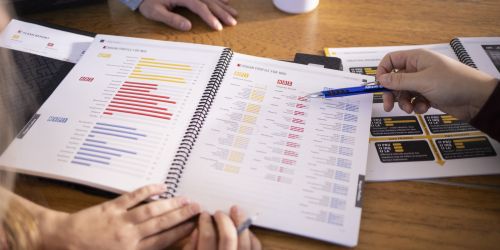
[450,38,477,69]
[162,48,234,198]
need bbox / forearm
[0,187,67,250]
[470,80,500,141]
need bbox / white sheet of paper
[325,44,500,181]
[177,53,374,247]
[0,19,93,63]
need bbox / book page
[0,19,93,63]
[177,53,373,246]
[458,37,500,78]
[325,44,500,181]
[0,35,225,193]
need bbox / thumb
[182,228,198,250]
[378,72,423,92]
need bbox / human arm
[183,205,261,250]
[1,184,200,250]
[120,0,238,31]
[469,83,500,141]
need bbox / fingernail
[200,211,210,221]
[214,21,223,31]
[229,17,237,26]
[189,203,201,214]
[159,183,167,191]
[181,21,191,31]
[233,205,240,216]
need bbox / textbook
[0,34,374,247]
[324,37,500,181]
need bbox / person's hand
[138,0,238,31]
[376,49,498,121]
[38,184,201,250]
[183,205,261,250]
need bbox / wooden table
[14,0,500,249]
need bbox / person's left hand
[38,184,201,250]
[138,0,238,31]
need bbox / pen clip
[361,80,380,86]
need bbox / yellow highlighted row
[129,76,185,84]
[137,63,192,71]
[243,115,257,124]
[246,104,261,114]
[228,151,244,163]
[130,73,184,81]
[139,60,191,68]
[364,68,377,75]
[453,138,485,143]
[238,125,253,135]
[384,120,417,124]
[223,164,240,174]
[139,58,192,68]
[441,115,457,119]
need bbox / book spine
[163,48,233,198]
[450,38,477,69]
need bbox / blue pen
[306,81,389,98]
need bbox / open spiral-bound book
[0,34,374,246]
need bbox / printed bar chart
[68,121,164,177]
[96,54,206,124]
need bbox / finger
[197,212,217,250]
[250,232,262,250]
[205,1,237,26]
[139,221,196,250]
[378,71,423,93]
[182,228,199,250]
[397,91,414,114]
[142,3,192,31]
[213,0,238,17]
[376,50,418,77]
[112,184,166,209]
[126,196,191,223]
[412,95,431,114]
[214,211,238,250]
[230,206,251,250]
[382,91,396,112]
[183,0,223,30]
[137,203,200,237]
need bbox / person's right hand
[183,205,261,250]
[138,0,238,31]
[376,49,498,121]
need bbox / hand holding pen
[377,49,498,121]
[183,205,261,250]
